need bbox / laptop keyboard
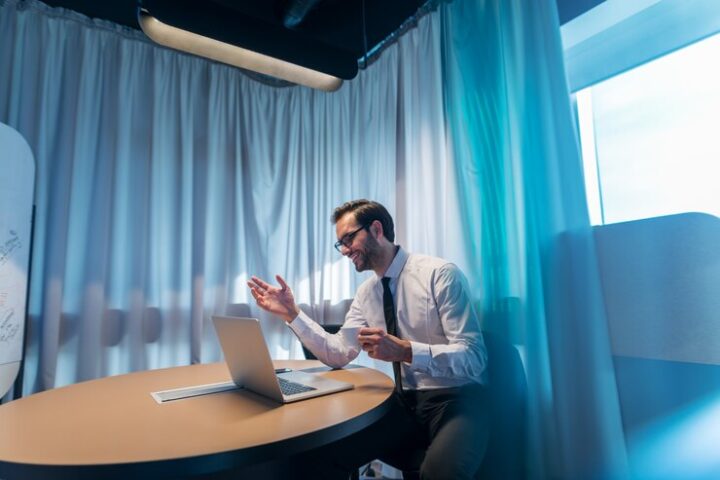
[278,377,317,396]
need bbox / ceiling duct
[138,0,356,91]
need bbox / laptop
[212,316,354,403]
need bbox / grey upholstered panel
[593,212,720,365]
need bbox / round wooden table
[0,360,394,479]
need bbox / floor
[359,461,403,479]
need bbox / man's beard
[352,236,381,272]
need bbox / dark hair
[331,199,395,242]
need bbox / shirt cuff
[288,310,314,335]
[408,341,431,371]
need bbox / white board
[0,123,35,398]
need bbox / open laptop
[212,315,354,403]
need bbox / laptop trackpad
[280,370,336,388]
[277,370,353,400]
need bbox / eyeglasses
[334,224,367,252]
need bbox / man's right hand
[359,327,412,363]
[247,275,300,323]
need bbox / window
[576,32,720,225]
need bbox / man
[248,199,488,480]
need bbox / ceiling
[43,0,428,79]
[43,0,426,54]
[41,0,603,80]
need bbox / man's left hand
[358,327,412,363]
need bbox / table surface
[0,360,394,479]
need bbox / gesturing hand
[358,327,412,363]
[247,275,300,323]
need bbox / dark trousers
[297,383,490,480]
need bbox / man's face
[335,213,380,272]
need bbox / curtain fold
[441,0,629,477]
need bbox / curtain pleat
[441,0,629,478]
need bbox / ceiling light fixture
[137,1,352,92]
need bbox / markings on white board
[0,230,21,267]
[0,307,18,344]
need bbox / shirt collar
[378,245,408,280]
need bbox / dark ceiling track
[358,0,444,70]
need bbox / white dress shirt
[289,247,487,390]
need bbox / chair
[142,307,162,344]
[101,309,126,347]
[475,330,528,479]
[401,330,528,480]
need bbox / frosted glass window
[577,32,720,225]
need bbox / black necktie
[381,277,403,394]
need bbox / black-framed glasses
[334,224,367,252]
